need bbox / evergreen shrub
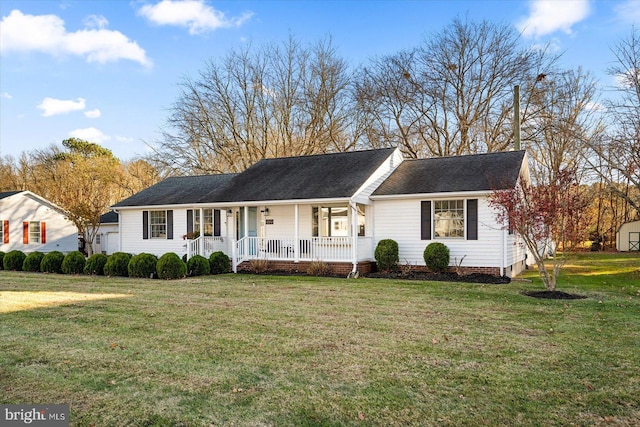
[374,239,399,271]
[41,251,65,273]
[84,253,108,275]
[157,252,187,280]
[187,255,210,276]
[423,242,450,273]
[103,252,132,277]
[209,251,230,274]
[4,250,26,271]
[128,253,158,278]
[62,251,86,274]
[23,251,45,272]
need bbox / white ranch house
[0,190,78,254]
[112,148,531,277]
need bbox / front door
[237,207,259,255]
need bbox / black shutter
[214,209,221,237]
[167,210,174,240]
[142,211,149,240]
[467,199,478,240]
[421,201,431,240]
[187,210,193,234]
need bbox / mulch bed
[365,271,510,284]
[521,290,587,300]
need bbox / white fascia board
[370,190,491,200]
[112,197,352,211]
[19,191,71,216]
[351,147,404,205]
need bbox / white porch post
[244,205,249,257]
[350,201,358,273]
[199,207,204,256]
[294,204,300,262]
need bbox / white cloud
[69,127,110,144]
[138,0,253,35]
[82,14,109,30]
[38,97,86,117]
[115,135,135,142]
[585,101,605,112]
[84,109,102,118]
[614,1,640,24]
[1,92,12,99]
[518,0,590,38]
[0,9,152,67]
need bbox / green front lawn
[1,252,639,426]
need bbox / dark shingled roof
[372,150,526,196]
[0,191,21,200]
[212,148,397,202]
[112,174,238,207]
[113,148,397,207]
[100,211,119,224]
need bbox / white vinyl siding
[373,196,517,270]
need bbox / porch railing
[232,236,356,272]
[186,236,225,259]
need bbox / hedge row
[0,250,230,280]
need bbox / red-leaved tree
[488,169,589,291]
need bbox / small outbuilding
[617,220,640,252]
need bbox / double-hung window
[434,200,464,238]
[194,208,214,236]
[421,199,478,240]
[29,221,41,243]
[312,205,365,237]
[143,210,173,240]
[150,211,167,238]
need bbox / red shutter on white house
[3,220,8,244]
[23,221,29,244]
[41,222,47,244]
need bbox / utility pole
[513,85,521,150]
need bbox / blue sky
[1,0,639,161]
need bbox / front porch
[184,202,374,273]
[186,235,374,273]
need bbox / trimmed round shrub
[423,242,450,273]
[187,255,210,276]
[41,251,65,273]
[23,251,45,272]
[103,252,132,277]
[209,251,230,275]
[3,250,26,271]
[157,252,187,280]
[128,253,158,278]
[374,239,399,271]
[84,253,108,275]
[0,251,5,270]
[62,251,86,274]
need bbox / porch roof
[372,150,526,196]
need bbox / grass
[1,252,638,426]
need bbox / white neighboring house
[0,191,79,254]
[112,148,532,277]
[617,220,640,252]
[92,211,119,255]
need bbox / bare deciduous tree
[356,17,558,157]
[152,36,358,174]
[522,68,603,184]
[586,28,640,213]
